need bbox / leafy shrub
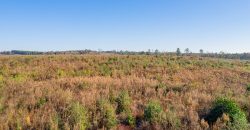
[246,84,250,92]
[10,73,27,82]
[0,97,3,113]
[96,99,117,129]
[116,91,131,114]
[57,69,66,78]
[144,101,163,123]
[144,101,180,129]
[107,57,118,64]
[206,98,248,130]
[108,89,116,104]
[116,91,135,126]
[16,119,22,130]
[50,114,60,130]
[161,109,181,129]
[77,82,90,90]
[74,69,93,77]
[0,75,4,87]
[0,75,4,113]
[126,111,135,126]
[155,82,165,93]
[68,102,89,130]
[100,64,112,76]
[36,97,47,108]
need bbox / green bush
[144,101,163,123]
[77,82,90,90]
[0,75,3,86]
[36,97,47,108]
[74,69,93,77]
[115,91,135,126]
[16,118,22,130]
[126,111,135,126]
[116,91,131,114]
[49,113,61,130]
[97,99,117,129]
[155,82,165,93]
[206,98,248,130]
[0,75,5,113]
[108,89,116,104]
[10,73,27,82]
[144,101,180,129]
[161,109,181,129]
[246,84,250,92]
[0,98,3,113]
[100,64,112,76]
[57,69,66,78]
[68,102,89,130]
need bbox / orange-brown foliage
[0,54,249,129]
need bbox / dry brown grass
[0,54,249,129]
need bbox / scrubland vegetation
[0,54,250,130]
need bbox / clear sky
[0,0,249,53]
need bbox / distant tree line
[0,49,249,60]
[175,48,250,60]
[0,50,94,55]
[200,53,250,60]
[0,50,43,55]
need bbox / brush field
[0,54,250,130]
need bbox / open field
[0,54,250,130]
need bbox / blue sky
[0,0,249,53]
